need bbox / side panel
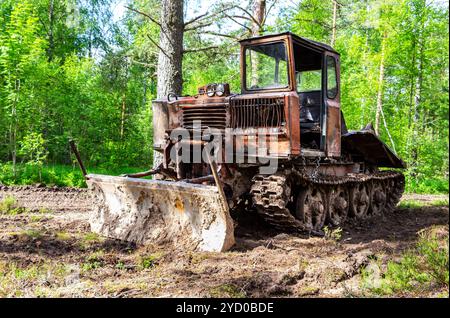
[325,53,341,157]
[152,99,169,151]
[286,93,301,155]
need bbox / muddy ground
[0,186,448,298]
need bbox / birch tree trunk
[47,0,55,62]
[331,0,337,47]
[411,15,425,176]
[375,30,387,136]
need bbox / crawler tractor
[84,32,405,252]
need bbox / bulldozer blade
[86,174,235,252]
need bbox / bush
[362,227,449,295]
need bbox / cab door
[324,53,341,157]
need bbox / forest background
[0,0,448,193]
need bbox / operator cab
[240,32,342,157]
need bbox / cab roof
[239,31,339,55]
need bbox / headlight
[206,84,215,97]
[216,83,225,97]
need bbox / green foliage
[417,231,449,286]
[323,226,343,241]
[362,227,449,295]
[82,251,105,271]
[139,253,162,270]
[24,229,43,240]
[0,196,27,215]
[0,163,147,187]
[406,177,449,194]
[0,0,153,175]
[0,0,447,194]
[286,0,449,194]
[398,199,449,209]
[209,284,246,298]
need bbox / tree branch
[131,59,156,68]
[183,46,219,53]
[296,18,332,30]
[224,13,252,32]
[263,0,279,26]
[146,35,170,59]
[184,12,210,27]
[125,5,161,28]
[185,21,214,31]
[203,31,242,40]
[232,5,261,28]
[228,15,253,22]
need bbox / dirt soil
[0,186,448,298]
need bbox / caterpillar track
[250,170,405,234]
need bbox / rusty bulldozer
[78,32,405,252]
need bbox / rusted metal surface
[324,52,342,158]
[90,32,407,251]
[342,130,406,168]
[69,140,87,177]
[181,103,227,130]
[241,32,340,55]
[286,93,301,155]
[251,169,404,233]
[152,99,169,151]
[87,174,235,252]
[229,97,285,129]
[326,106,341,157]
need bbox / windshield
[245,42,289,90]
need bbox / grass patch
[30,215,44,222]
[0,261,68,297]
[361,226,449,296]
[405,177,449,194]
[138,252,163,270]
[0,163,148,188]
[431,199,450,207]
[0,196,27,215]
[56,231,71,241]
[115,261,126,270]
[82,232,100,243]
[398,199,449,209]
[78,232,103,249]
[189,252,213,265]
[323,226,343,241]
[38,208,52,214]
[210,284,246,298]
[82,251,105,271]
[22,229,43,240]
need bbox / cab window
[326,56,338,99]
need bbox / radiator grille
[229,97,285,129]
[181,104,227,130]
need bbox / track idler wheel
[327,185,350,226]
[349,183,370,219]
[385,176,404,213]
[369,180,387,216]
[294,185,327,232]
